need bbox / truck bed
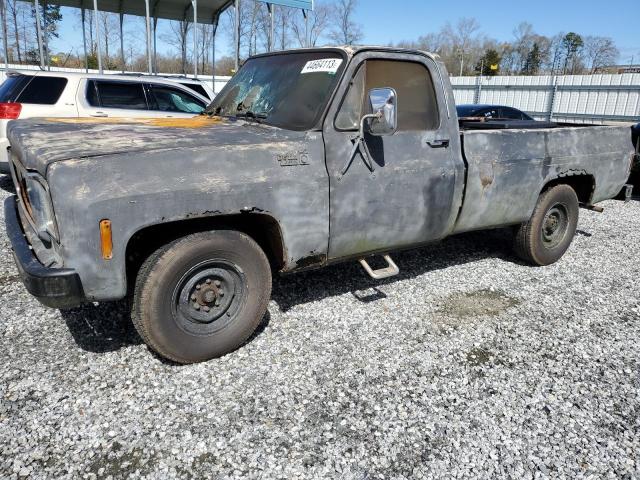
[452,124,633,234]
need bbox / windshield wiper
[235,111,268,123]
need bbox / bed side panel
[454,126,633,234]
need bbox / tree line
[0,1,622,77]
[396,19,621,76]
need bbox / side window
[86,80,100,107]
[95,81,148,110]
[335,59,439,131]
[149,85,206,114]
[0,75,33,102]
[17,76,68,105]
[501,108,524,120]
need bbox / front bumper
[4,196,85,309]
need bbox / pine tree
[476,49,501,76]
[523,43,541,75]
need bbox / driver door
[323,52,460,260]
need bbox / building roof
[18,0,234,24]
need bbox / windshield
[207,51,346,130]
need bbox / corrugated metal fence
[451,73,640,124]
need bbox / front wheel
[514,184,579,266]
[132,230,272,364]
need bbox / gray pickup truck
[4,47,635,363]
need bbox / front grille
[9,152,34,222]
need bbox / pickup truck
[4,47,635,364]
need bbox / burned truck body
[4,47,635,363]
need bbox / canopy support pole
[81,7,88,72]
[118,1,124,72]
[267,3,273,52]
[234,0,239,71]
[34,0,45,69]
[1,0,9,69]
[92,0,102,73]
[303,9,309,47]
[192,0,197,78]
[119,18,124,72]
[144,0,152,74]
[152,16,158,73]
[211,12,219,93]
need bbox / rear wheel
[132,230,271,364]
[514,184,579,266]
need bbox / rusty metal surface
[8,116,328,301]
[454,125,634,233]
[3,46,635,305]
[322,50,465,260]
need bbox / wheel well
[542,174,595,204]
[125,214,285,293]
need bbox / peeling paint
[44,115,227,129]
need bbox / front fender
[45,136,328,301]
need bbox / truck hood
[7,116,306,176]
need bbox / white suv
[0,70,211,174]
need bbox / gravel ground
[0,173,639,479]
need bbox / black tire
[514,184,579,266]
[132,230,271,364]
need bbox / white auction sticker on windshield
[301,58,343,75]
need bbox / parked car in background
[159,76,215,101]
[123,73,216,101]
[456,104,535,121]
[0,70,210,174]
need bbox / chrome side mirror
[363,87,398,136]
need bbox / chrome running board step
[359,255,400,280]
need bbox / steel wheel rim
[542,203,569,249]
[172,260,246,336]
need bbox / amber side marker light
[100,220,113,260]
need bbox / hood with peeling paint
[7,116,306,176]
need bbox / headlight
[23,174,59,242]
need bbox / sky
[50,0,640,64]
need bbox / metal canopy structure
[0,0,313,91]
[47,0,232,22]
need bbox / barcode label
[301,58,343,75]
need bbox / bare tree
[197,23,214,73]
[583,36,619,73]
[99,12,119,66]
[222,0,262,64]
[291,1,330,47]
[275,6,293,50]
[442,17,481,75]
[512,22,534,72]
[328,0,362,46]
[7,0,24,62]
[163,19,191,74]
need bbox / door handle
[427,139,450,149]
[91,112,108,118]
